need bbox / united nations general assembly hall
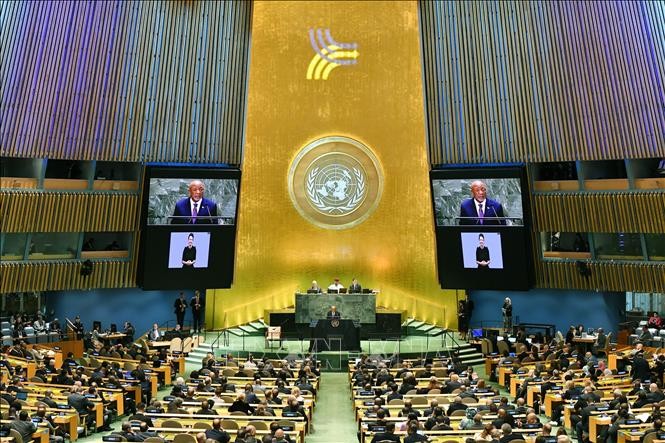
[1,1,664,442]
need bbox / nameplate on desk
[359,390,374,396]
[363,400,374,406]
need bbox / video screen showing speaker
[430,166,533,290]
[138,166,240,290]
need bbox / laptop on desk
[327,289,338,294]
[339,288,347,294]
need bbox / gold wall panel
[207,0,459,329]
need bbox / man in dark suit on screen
[172,179,218,224]
[459,180,505,225]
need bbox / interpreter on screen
[181,233,197,268]
[475,234,490,269]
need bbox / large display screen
[430,166,533,290]
[137,166,240,290]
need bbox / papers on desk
[634,413,650,422]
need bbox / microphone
[489,205,500,224]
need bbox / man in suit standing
[171,179,218,224]
[174,292,187,328]
[459,180,505,225]
[349,278,362,293]
[326,305,341,319]
[191,290,203,333]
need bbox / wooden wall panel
[0,1,251,164]
[0,259,137,292]
[0,191,139,232]
[535,260,665,293]
[532,192,665,234]
[420,1,665,164]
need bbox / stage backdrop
[206,0,460,329]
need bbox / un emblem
[288,136,383,230]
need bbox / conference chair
[220,419,239,430]
[643,431,658,443]
[9,429,24,443]
[160,419,183,428]
[173,434,197,443]
[410,396,428,405]
[169,337,182,353]
[192,422,212,430]
[253,421,269,431]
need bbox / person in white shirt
[149,323,162,341]
[327,278,344,292]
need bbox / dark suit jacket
[499,434,525,443]
[349,283,362,293]
[67,393,94,415]
[371,432,401,443]
[459,198,505,225]
[326,310,341,319]
[631,356,651,381]
[172,197,218,224]
[206,428,231,442]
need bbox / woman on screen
[182,233,197,268]
[475,234,490,269]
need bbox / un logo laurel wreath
[287,136,383,230]
[305,166,366,214]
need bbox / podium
[309,319,360,352]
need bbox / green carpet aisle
[308,372,359,442]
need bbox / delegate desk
[309,319,360,352]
